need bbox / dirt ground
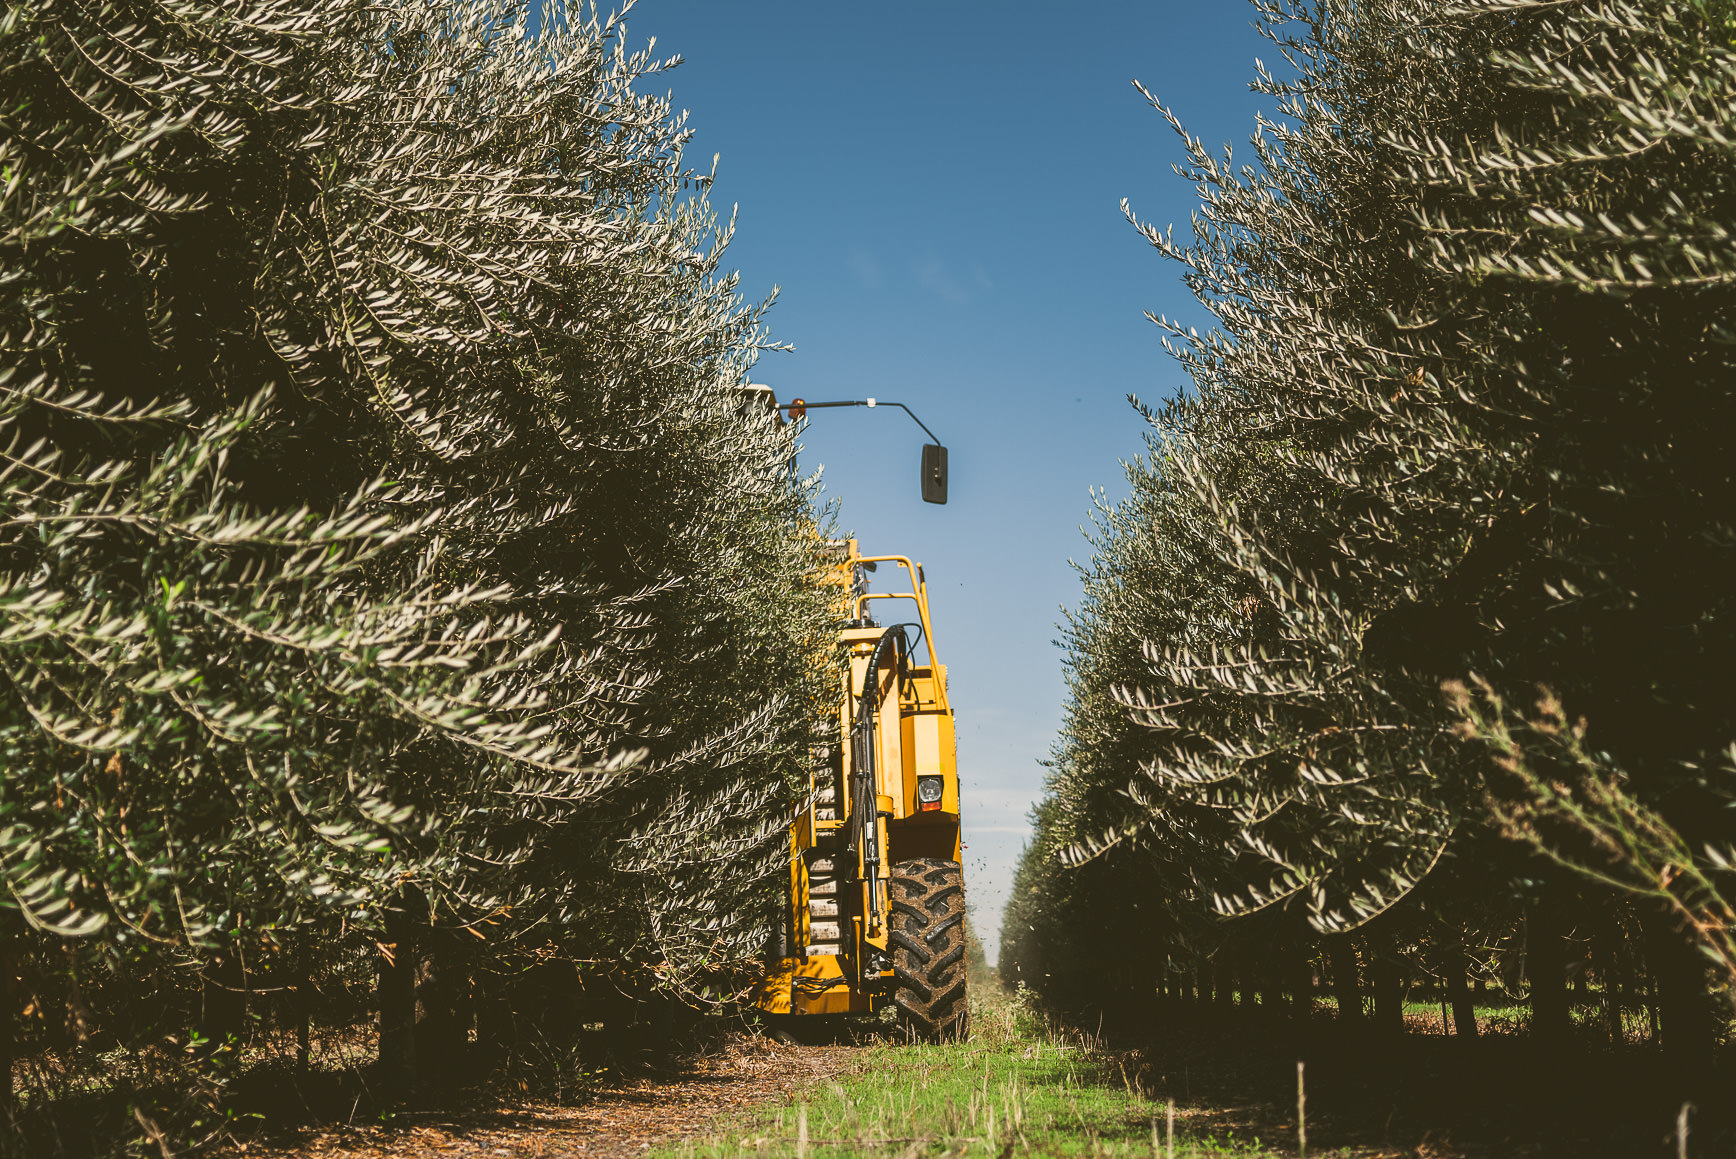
[229,1035,856,1159]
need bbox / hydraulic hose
[850,626,906,929]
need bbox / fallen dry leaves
[225,1034,858,1159]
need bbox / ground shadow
[1122,1006,1732,1158]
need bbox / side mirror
[921,444,948,505]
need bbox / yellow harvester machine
[755,538,967,1039]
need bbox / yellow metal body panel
[755,952,873,1015]
[754,963,793,1014]
[790,952,872,1014]
[898,712,958,815]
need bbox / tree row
[1005,0,1736,1062]
[0,0,828,1142]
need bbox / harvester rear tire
[889,858,968,1041]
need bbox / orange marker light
[788,398,807,420]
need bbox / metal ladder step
[803,850,844,956]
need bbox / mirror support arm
[780,399,942,446]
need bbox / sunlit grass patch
[660,987,1321,1158]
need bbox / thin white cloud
[847,246,883,289]
[911,254,971,304]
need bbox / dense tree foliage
[1007,0,1736,1054]
[0,0,831,1136]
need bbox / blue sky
[618,1,1275,964]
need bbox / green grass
[659,988,1330,1159]
[661,986,1714,1158]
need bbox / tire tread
[888,857,968,1041]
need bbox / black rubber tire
[888,857,968,1040]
